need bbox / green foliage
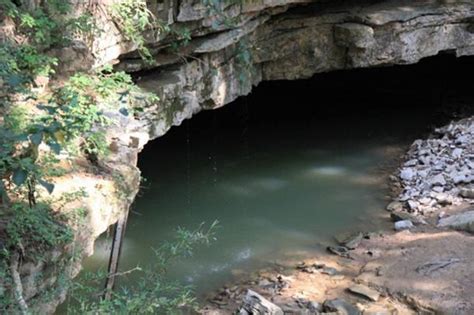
[0,1,212,313]
[6,202,73,260]
[0,115,58,206]
[0,43,58,94]
[109,0,194,62]
[67,221,219,314]
[0,248,13,312]
[67,66,137,101]
[109,0,158,62]
[2,0,96,48]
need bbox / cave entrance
[85,54,473,298]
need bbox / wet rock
[323,299,361,315]
[437,211,474,233]
[239,289,283,315]
[339,232,363,250]
[297,263,319,274]
[348,284,380,302]
[394,220,413,231]
[327,246,350,258]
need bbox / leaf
[53,131,65,143]
[30,132,43,145]
[14,133,29,142]
[37,104,56,114]
[12,169,27,186]
[6,74,24,87]
[48,141,61,154]
[119,107,129,116]
[39,179,55,194]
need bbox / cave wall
[9,0,474,313]
[115,0,474,140]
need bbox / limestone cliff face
[111,0,474,140]
[12,0,474,313]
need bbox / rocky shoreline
[202,116,474,314]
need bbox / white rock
[430,174,446,187]
[400,168,416,181]
[452,148,463,159]
[460,188,474,199]
[407,200,420,211]
[240,290,283,315]
[348,284,380,302]
[438,211,474,233]
[394,220,414,231]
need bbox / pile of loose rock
[393,117,474,214]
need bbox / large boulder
[438,211,474,233]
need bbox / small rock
[348,284,380,302]
[419,197,434,206]
[432,186,444,193]
[400,168,416,181]
[258,279,273,287]
[430,174,446,187]
[327,246,350,258]
[331,275,346,281]
[386,201,403,212]
[452,148,463,159]
[407,200,420,211]
[320,267,339,276]
[307,301,323,312]
[376,267,384,276]
[404,159,418,167]
[390,211,426,225]
[460,187,474,199]
[323,299,361,315]
[431,192,452,205]
[339,232,363,249]
[394,220,413,231]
